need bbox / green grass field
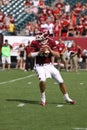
[0,69,87,130]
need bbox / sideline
[0,74,35,85]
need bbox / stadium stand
[0,0,56,34]
[0,0,86,36]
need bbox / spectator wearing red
[72,2,83,17]
[56,38,67,70]
[71,12,77,26]
[25,41,34,71]
[76,21,84,36]
[55,0,64,11]
[53,6,62,20]
[60,14,70,28]
[54,20,62,37]
[69,41,78,72]
[37,13,47,24]
[60,14,70,37]
[24,0,31,7]
[0,10,5,23]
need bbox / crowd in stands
[0,0,87,37]
[23,0,87,37]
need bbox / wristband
[31,52,39,57]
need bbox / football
[43,46,50,57]
[44,47,50,54]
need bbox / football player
[28,33,75,106]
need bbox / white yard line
[0,74,35,85]
[73,128,87,130]
[56,104,64,107]
[17,103,25,107]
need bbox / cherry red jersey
[77,24,83,33]
[70,46,78,53]
[25,45,34,55]
[61,19,70,27]
[57,43,66,54]
[30,38,57,65]
[38,14,47,22]
[54,24,61,36]
[53,8,60,16]
[46,8,53,15]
